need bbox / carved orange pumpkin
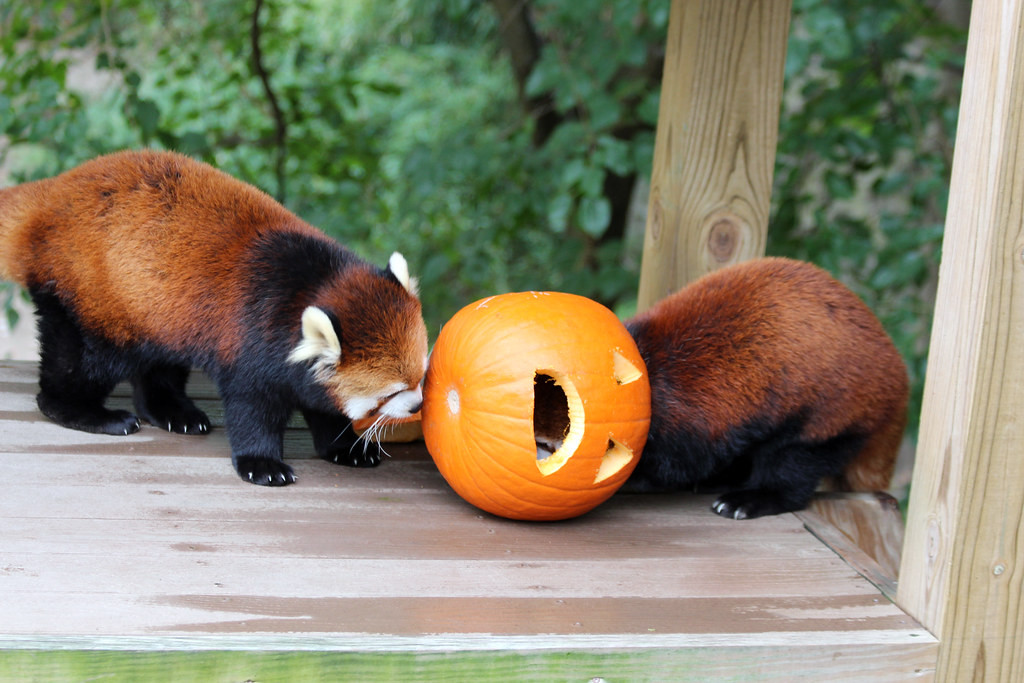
[422,292,651,521]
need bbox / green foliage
[0,282,20,330]
[353,0,666,325]
[1,0,965,435]
[0,0,664,330]
[770,0,965,432]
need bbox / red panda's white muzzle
[344,383,423,421]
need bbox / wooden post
[897,0,1024,679]
[636,0,791,312]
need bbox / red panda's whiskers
[352,415,394,459]
[331,421,355,446]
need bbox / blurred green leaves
[0,0,966,434]
[771,0,965,431]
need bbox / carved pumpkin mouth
[595,437,634,483]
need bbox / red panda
[624,258,908,519]
[0,150,428,486]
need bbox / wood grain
[896,0,1024,680]
[796,492,904,601]
[636,0,790,311]
[0,361,935,680]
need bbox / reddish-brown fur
[2,151,315,360]
[0,151,423,388]
[0,150,427,485]
[625,258,908,517]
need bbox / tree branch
[250,0,287,202]
[490,0,562,146]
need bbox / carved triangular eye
[594,438,634,483]
[613,351,643,385]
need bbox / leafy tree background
[1,0,966,454]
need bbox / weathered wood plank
[636,0,790,310]
[0,360,935,680]
[796,492,904,601]
[897,0,1024,680]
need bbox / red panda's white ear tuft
[288,306,341,365]
[388,252,419,297]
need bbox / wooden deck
[0,360,936,680]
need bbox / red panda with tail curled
[0,150,428,486]
[624,258,908,519]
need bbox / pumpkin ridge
[459,436,579,515]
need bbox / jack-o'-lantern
[421,292,651,521]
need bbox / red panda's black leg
[36,389,141,436]
[302,409,383,468]
[32,290,141,436]
[709,452,821,519]
[710,431,866,520]
[220,391,296,486]
[131,364,211,435]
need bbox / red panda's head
[288,252,428,421]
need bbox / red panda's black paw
[133,394,211,435]
[37,394,141,436]
[97,410,142,436]
[326,447,383,468]
[712,491,792,520]
[234,456,297,486]
[160,410,211,436]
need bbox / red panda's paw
[711,490,806,520]
[131,371,211,436]
[301,409,382,468]
[233,455,297,486]
[37,394,142,436]
[134,396,211,435]
[98,410,143,437]
[150,407,211,436]
[324,445,383,469]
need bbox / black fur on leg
[36,391,141,435]
[32,289,141,435]
[709,429,868,520]
[630,407,869,519]
[220,385,298,486]
[132,364,211,435]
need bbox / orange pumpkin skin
[422,292,651,521]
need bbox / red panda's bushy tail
[834,406,907,492]
[0,185,16,281]
[0,182,31,284]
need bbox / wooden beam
[795,492,905,602]
[0,360,938,678]
[897,0,1024,679]
[636,0,790,311]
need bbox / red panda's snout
[287,253,429,423]
[290,315,427,421]
[342,383,423,422]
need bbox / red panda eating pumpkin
[625,258,908,519]
[0,150,428,486]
